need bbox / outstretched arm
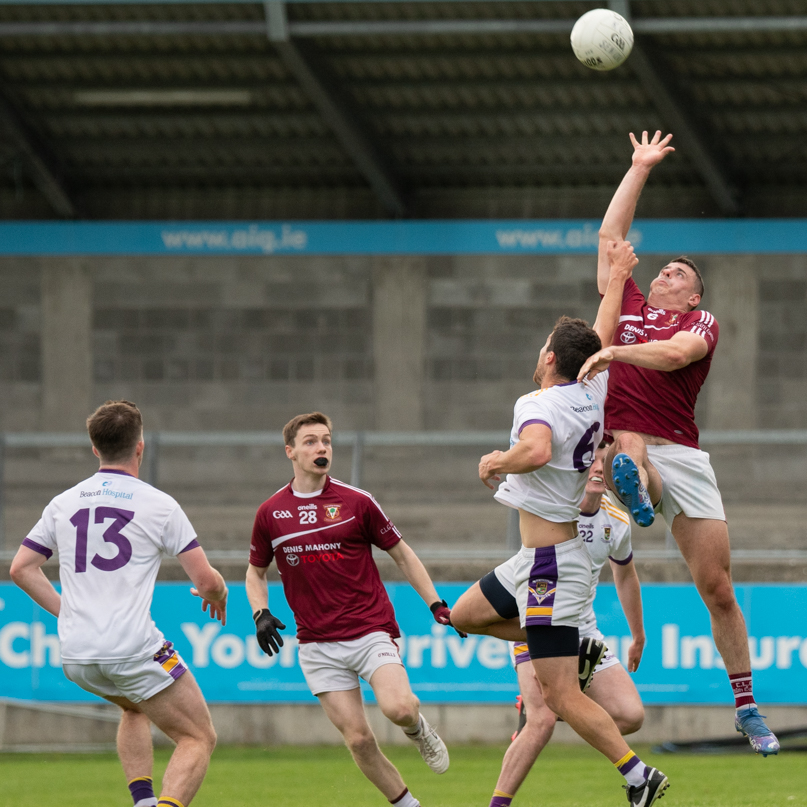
[387,540,467,636]
[178,545,228,625]
[246,562,287,657]
[10,546,61,616]
[478,423,552,490]
[578,329,709,382]
[611,558,645,673]
[597,131,675,294]
[387,540,441,606]
[592,240,638,349]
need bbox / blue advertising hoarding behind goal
[1,582,806,705]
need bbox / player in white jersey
[10,400,227,807]
[453,444,646,807]
[456,241,668,807]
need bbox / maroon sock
[390,787,418,807]
[729,671,755,709]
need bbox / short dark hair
[87,400,143,462]
[547,317,602,381]
[283,412,332,447]
[671,255,704,299]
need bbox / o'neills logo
[324,505,342,522]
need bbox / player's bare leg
[369,663,420,728]
[533,656,630,761]
[488,663,556,806]
[672,513,780,755]
[586,663,645,736]
[116,672,217,807]
[672,514,749,672]
[532,655,668,805]
[451,582,524,641]
[112,703,158,807]
[318,688,414,800]
[370,663,450,775]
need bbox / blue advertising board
[2,220,807,256]
[1,582,806,705]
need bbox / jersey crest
[323,504,342,522]
[529,580,557,605]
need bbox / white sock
[390,787,420,807]
[624,764,649,788]
[403,715,423,738]
[134,799,158,807]
[736,702,757,712]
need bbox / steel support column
[0,93,77,217]
[609,0,739,215]
[264,1,406,217]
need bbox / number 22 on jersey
[70,506,134,572]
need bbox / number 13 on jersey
[69,506,134,572]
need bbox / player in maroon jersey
[578,130,779,756]
[246,412,463,807]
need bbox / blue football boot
[735,705,781,757]
[612,453,655,527]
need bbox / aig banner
[1,582,806,704]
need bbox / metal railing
[2,429,807,562]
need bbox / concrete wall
[2,250,801,433]
[2,699,806,750]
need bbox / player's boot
[578,637,607,692]
[735,705,780,757]
[409,716,450,774]
[612,454,655,527]
[623,767,669,807]
[511,694,527,741]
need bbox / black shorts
[526,625,579,659]
[479,570,519,621]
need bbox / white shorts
[647,444,726,523]
[514,537,592,630]
[512,627,621,674]
[493,554,518,598]
[297,631,403,696]
[62,641,187,704]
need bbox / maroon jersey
[249,476,402,643]
[606,278,719,449]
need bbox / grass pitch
[2,744,804,806]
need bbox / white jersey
[24,470,198,663]
[578,493,633,635]
[494,372,608,522]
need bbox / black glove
[430,599,468,638]
[253,608,286,656]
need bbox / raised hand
[629,130,674,169]
[577,347,615,384]
[607,239,639,281]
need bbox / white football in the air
[570,8,634,71]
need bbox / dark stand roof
[2,0,807,220]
